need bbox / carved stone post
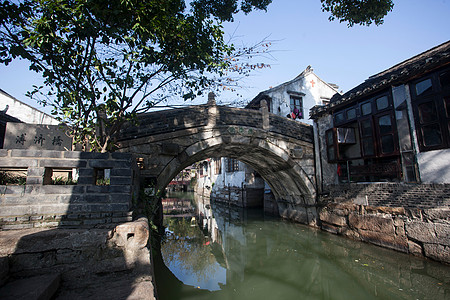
[207,92,216,105]
[260,99,269,130]
[207,92,217,128]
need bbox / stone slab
[0,273,60,300]
[358,229,409,253]
[319,210,347,227]
[0,228,110,256]
[405,221,450,246]
[348,213,395,235]
[0,256,8,286]
[423,243,450,264]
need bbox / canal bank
[155,191,450,300]
[0,218,156,299]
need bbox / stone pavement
[0,218,156,299]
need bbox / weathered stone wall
[318,202,450,264]
[318,183,450,264]
[0,218,155,299]
[0,150,139,229]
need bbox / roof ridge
[369,40,450,79]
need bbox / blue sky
[1,0,449,111]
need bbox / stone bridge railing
[118,104,313,143]
[0,150,139,230]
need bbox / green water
[155,193,450,300]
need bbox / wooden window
[411,67,450,151]
[375,95,390,111]
[346,108,356,120]
[326,129,338,162]
[334,112,345,125]
[290,96,303,119]
[226,158,240,172]
[359,118,375,157]
[332,91,397,159]
[375,113,398,155]
[334,106,357,126]
[214,158,221,175]
[415,78,433,96]
[361,101,372,116]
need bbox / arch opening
[154,138,317,223]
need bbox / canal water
[155,192,450,300]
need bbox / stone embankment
[318,203,450,264]
[0,218,156,300]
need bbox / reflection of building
[311,40,450,186]
[167,165,196,192]
[161,198,194,215]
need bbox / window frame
[325,128,339,162]
[358,116,377,158]
[410,67,450,152]
[214,158,221,175]
[289,95,304,119]
[374,111,399,157]
[226,158,240,172]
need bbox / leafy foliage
[0,0,272,152]
[51,176,78,185]
[0,171,26,185]
[321,0,394,27]
[0,0,394,152]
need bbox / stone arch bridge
[117,100,318,225]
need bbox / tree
[0,0,393,152]
[321,0,394,27]
[0,0,272,152]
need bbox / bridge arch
[118,104,318,225]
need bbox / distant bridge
[118,97,318,224]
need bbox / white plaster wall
[417,149,450,183]
[213,158,246,189]
[196,160,220,190]
[266,73,337,125]
[0,91,58,125]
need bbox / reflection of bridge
[162,198,193,215]
[118,96,317,225]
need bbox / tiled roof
[246,66,339,109]
[311,40,450,118]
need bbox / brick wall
[321,183,450,209]
[0,150,139,229]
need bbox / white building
[0,89,60,149]
[245,66,340,124]
[0,89,58,125]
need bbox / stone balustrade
[0,150,139,229]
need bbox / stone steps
[0,273,60,300]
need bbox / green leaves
[0,0,392,152]
[320,0,394,27]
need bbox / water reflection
[157,192,450,300]
[161,217,226,291]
